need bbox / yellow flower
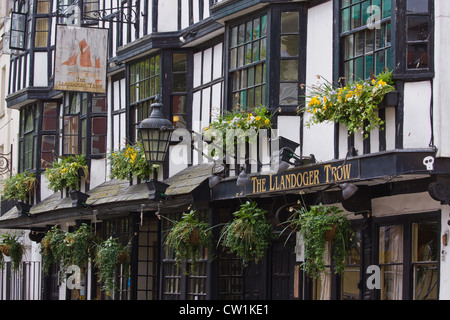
[377,79,386,86]
[255,116,261,121]
[264,119,270,125]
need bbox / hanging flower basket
[287,204,356,279]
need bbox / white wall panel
[212,43,223,80]
[193,51,202,87]
[158,0,178,32]
[403,81,432,148]
[304,1,334,162]
[34,52,48,87]
[202,48,212,84]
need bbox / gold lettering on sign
[250,163,355,194]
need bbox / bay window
[226,5,307,115]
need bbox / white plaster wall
[90,158,107,189]
[403,81,432,149]
[433,0,450,157]
[303,1,334,162]
[158,0,178,32]
[34,52,48,87]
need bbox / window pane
[408,16,429,41]
[64,116,79,134]
[413,264,438,300]
[412,222,438,262]
[407,44,428,69]
[381,265,403,300]
[92,96,107,113]
[407,0,428,13]
[91,117,107,154]
[351,4,361,30]
[279,83,298,105]
[281,12,299,33]
[41,135,55,167]
[379,225,403,264]
[173,53,187,72]
[281,35,299,57]
[35,18,49,47]
[37,0,50,13]
[172,74,186,92]
[280,60,298,81]
[172,95,186,114]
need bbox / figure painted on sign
[62,38,101,69]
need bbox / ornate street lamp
[136,101,175,164]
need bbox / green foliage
[108,142,157,180]
[44,155,89,192]
[0,234,24,271]
[203,106,273,158]
[2,171,36,202]
[290,204,356,279]
[40,224,96,276]
[220,201,273,267]
[165,210,213,272]
[94,236,130,295]
[300,70,395,138]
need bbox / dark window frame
[128,54,161,143]
[62,92,107,158]
[224,4,307,116]
[395,0,434,80]
[338,0,393,83]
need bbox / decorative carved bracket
[428,175,450,205]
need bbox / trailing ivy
[219,201,273,267]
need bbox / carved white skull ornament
[423,156,434,171]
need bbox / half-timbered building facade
[0,0,450,301]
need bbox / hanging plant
[94,236,130,295]
[0,234,24,272]
[219,201,273,267]
[108,142,158,181]
[41,225,67,275]
[44,155,89,192]
[40,224,96,276]
[300,70,395,138]
[2,171,36,203]
[289,204,356,279]
[165,210,213,272]
[65,223,96,270]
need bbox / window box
[379,91,399,109]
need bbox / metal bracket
[0,147,13,176]
[53,0,140,27]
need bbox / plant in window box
[164,210,213,273]
[108,142,158,181]
[94,236,130,295]
[0,234,25,272]
[219,201,273,267]
[2,171,36,215]
[44,155,89,192]
[299,70,395,139]
[288,204,356,279]
[203,106,273,158]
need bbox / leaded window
[229,14,267,110]
[130,55,160,142]
[340,0,392,82]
